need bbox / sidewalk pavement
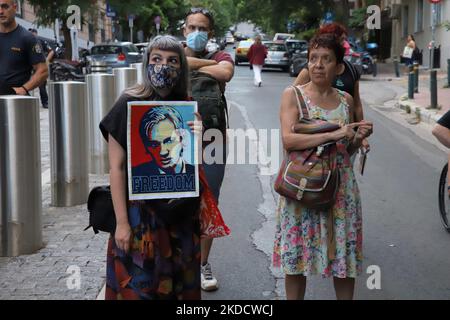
[373,62,449,126]
[0,107,110,300]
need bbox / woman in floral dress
[273,33,373,300]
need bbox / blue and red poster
[127,101,199,200]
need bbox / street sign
[129,18,134,28]
[106,3,116,18]
[324,11,334,24]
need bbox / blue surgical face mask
[186,31,209,52]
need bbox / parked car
[263,41,290,71]
[206,39,220,53]
[285,39,308,55]
[135,42,149,54]
[288,49,308,77]
[234,40,254,65]
[273,33,295,42]
[88,42,143,72]
[225,31,235,44]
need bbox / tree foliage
[27,0,98,59]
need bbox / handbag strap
[291,85,310,121]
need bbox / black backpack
[190,51,228,131]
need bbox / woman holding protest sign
[99,35,229,300]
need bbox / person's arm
[432,124,450,148]
[108,134,132,252]
[293,67,310,86]
[186,56,218,70]
[46,49,55,64]
[280,87,358,152]
[13,62,48,95]
[198,60,234,83]
[353,81,363,122]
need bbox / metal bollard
[430,70,438,109]
[49,82,89,207]
[90,61,109,74]
[87,73,116,174]
[372,57,377,78]
[394,58,400,78]
[408,72,415,99]
[0,95,42,257]
[447,59,450,87]
[130,63,144,85]
[413,62,419,93]
[113,67,138,100]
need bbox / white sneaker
[201,262,219,291]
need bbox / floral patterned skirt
[105,202,201,300]
[273,167,363,278]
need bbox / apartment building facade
[14,0,114,49]
[383,0,449,69]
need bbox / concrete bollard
[48,81,89,207]
[0,95,42,256]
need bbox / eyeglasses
[0,3,11,10]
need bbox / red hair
[318,23,347,38]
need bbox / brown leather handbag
[274,86,340,210]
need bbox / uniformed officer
[0,0,48,96]
[29,28,54,108]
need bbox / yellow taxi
[234,39,254,65]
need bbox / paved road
[203,51,450,300]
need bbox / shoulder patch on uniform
[33,43,43,54]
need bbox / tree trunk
[62,24,72,60]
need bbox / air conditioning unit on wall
[389,4,402,19]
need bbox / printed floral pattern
[273,86,363,278]
[147,64,180,90]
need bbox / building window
[402,6,409,38]
[415,0,423,32]
[89,23,95,43]
[430,2,442,26]
[15,0,23,17]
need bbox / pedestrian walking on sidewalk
[273,34,373,300]
[99,35,206,300]
[0,0,48,96]
[183,7,235,292]
[294,22,370,152]
[401,35,417,67]
[247,35,267,87]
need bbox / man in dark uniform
[29,28,54,108]
[0,0,48,96]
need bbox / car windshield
[239,41,253,48]
[91,46,122,55]
[286,41,307,51]
[265,43,286,52]
[126,44,139,53]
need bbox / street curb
[397,95,443,125]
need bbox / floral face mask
[147,64,181,91]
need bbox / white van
[273,33,295,42]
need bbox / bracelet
[22,86,30,95]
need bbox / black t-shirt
[305,59,361,97]
[438,110,450,130]
[0,25,46,87]
[333,59,361,97]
